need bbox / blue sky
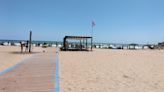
[0,0,164,44]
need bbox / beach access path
[0,48,56,92]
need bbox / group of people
[20,41,29,53]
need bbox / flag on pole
[92,21,96,28]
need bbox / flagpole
[91,20,95,51]
[91,26,93,51]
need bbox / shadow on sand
[10,51,40,54]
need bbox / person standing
[25,41,29,52]
[20,41,25,53]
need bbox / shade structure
[61,36,92,51]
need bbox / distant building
[123,45,128,50]
[95,45,100,48]
[2,42,7,46]
[128,44,139,50]
[14,43,21,46]
[52,44,57,47]
[155,42,164,49]
[32,44,36,47]
[142,45,149,49]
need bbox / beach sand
[0,46,43,72]
[59,49,164,92]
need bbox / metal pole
[91,26,93,51]
[86,39,88,50]
[80,39,82,51]
[29,31,32,53]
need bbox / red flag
[92,21,96,27]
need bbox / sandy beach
[0,46,43,72]
[59,49,164,92]
[1,46,164,92]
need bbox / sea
[0,39,62,45]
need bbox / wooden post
[29,31,32,53]
[63,37,66,51]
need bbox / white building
[52,44,57,47]
[143,45,149,49]
[2,42,9,46]
[14,43,21,46]
[123,46,128,50]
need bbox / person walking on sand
[25,41,29,52]
[20,41,25,53]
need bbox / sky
[0,0,164,44]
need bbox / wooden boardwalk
[0,48,56,92]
